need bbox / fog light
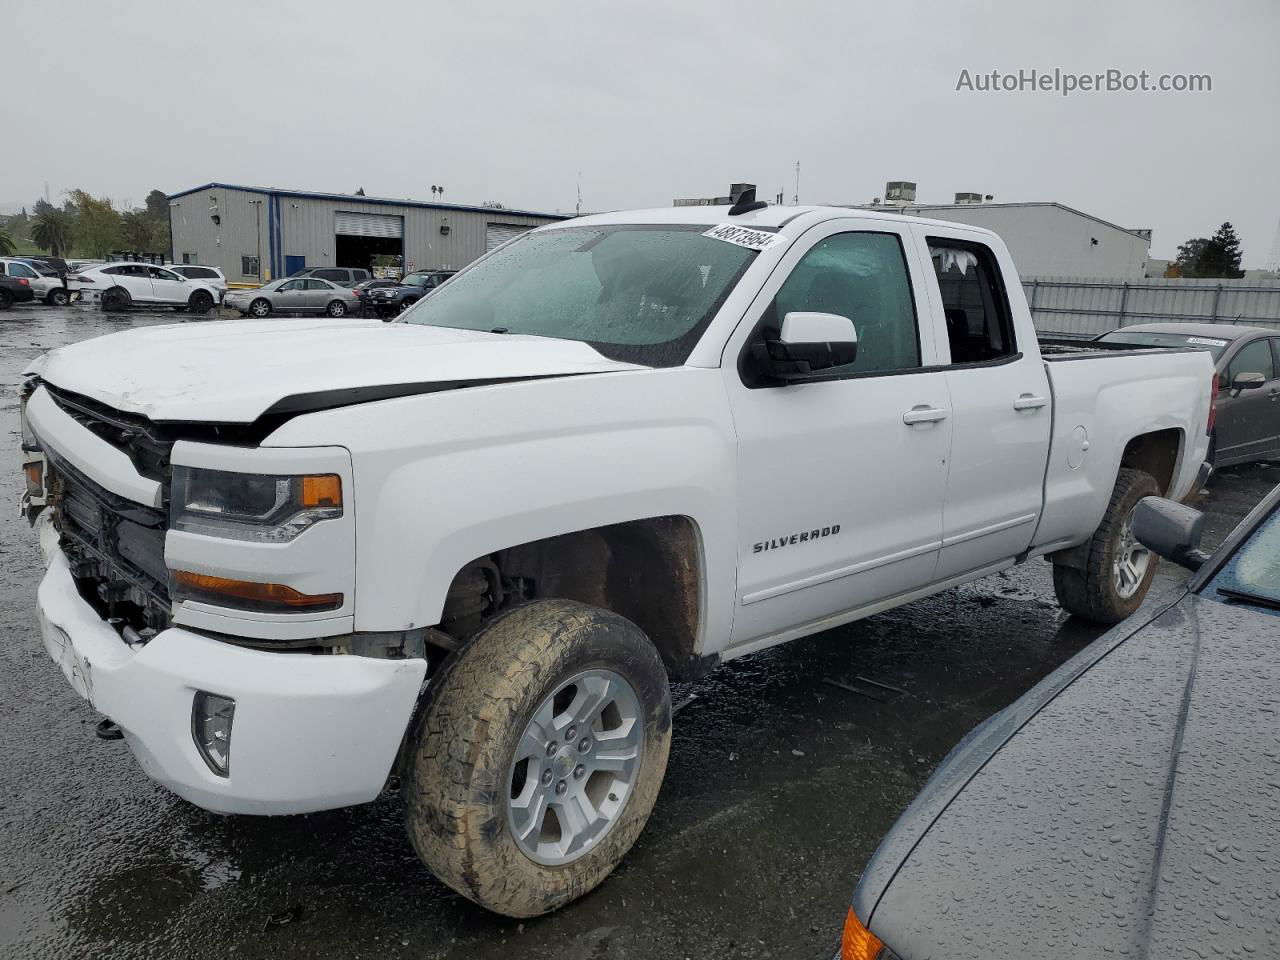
[192,691,235,777]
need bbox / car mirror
[1132,496,1209,571]
[765,312,858,381]
[1231,371,1266,394]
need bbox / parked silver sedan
[223,277,361,318]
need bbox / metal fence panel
[1022,276,1280,339]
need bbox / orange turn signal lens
[24,461,45,494]
[300,474,342,509]
[841,907,885,960]
[173,571,343,613]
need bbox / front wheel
[188,290,214,315]
[403,600,671,917]
[248,298,271,318]
[1052,467,1161,624]
[325,299,347,317]
[47,288,71,307]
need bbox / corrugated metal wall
[170,188,561,284]
[1022,276,1280,338]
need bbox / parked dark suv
[286,266,371,287]
[367,270,456,318]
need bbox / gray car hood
[857,592,1280,959]
[24,318,642,423]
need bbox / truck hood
[26,318,644,423]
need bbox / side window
[119,264,147,277]
[10,262,38,279]
[928,240,1017,365]
[305,279,330,290]
[149,266,179,281]
[1226,339,1274,385]
[763,231,920,376]
[316,269,345,282]
[241,255,260,277]
[279,280,303,292]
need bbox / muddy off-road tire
[404,599,671,917]
[1053,467,1161,624]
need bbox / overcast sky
[6,0,1278,265]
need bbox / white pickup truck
[20,201,1215,917]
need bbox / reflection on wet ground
[1,303,1275,958]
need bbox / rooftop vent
[955,192,984,205]
[884,181,917,205]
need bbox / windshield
[400,224,760,366]
[1205,504,1280,614]
[1097,330,1231,360]
[401,272,431,287]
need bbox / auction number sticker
[1186,336,1228,347]
[703,223,783,251]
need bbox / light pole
[248,199,264,281]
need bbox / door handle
[903,405,949,425]
[1013,394,1048,411]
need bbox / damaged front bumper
[34,513,426,815]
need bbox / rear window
[314,269,346,281]
[1096,330,1231,360]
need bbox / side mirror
[1132,496,1209,571]
[765,312,859,380]
[1231,371,1266,395]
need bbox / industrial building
[166,183,568,284]
[850,182,1152,280]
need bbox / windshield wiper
[1216,586,1280,611]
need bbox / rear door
[304,279,334,310]
[1216,336,1279,465]
[921,231,1053,580]
[105,264,153,301]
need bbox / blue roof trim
[165,182,569,221]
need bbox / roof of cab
[559,204,1005,239]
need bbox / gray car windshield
[1097,330,1231,360]
[1206,506,1280,614]
[400,224,759,366]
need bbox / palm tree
[30,209,74,257]
[0,226,14,257]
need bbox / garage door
[486,223,531,252]
[335,211,403,238]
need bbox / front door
[726,224,950,649]
[923,234,1052,580]
[274,279,309,312]
[1216,336,1280,465]
[148,266,189,304]
[107,263,153,302]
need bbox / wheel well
[439,516,706,680]
[1119,428,1182,496]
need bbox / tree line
[0,189,171,259]
[1174,222,1246,278]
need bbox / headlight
[20,387,40,452]
[171,467,342,542]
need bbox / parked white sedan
[223,277,361,318]
[68,262,222,314]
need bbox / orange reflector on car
[841,907,885,960]
[173,571,342,612]
[301,474,342,508]
[24,461,44,494]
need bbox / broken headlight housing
[171,467,342,543]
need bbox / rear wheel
[0,289,12,310]
[1052,467,1161,624]
[325,299,347,317]
[47,288,71,307]
[404,599,671,917]
[249,298,271,318]
[101,287,131,312]
[187,290,214,315]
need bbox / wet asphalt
[1,302,1276,960]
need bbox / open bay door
[485,223,531,252]
[335,211,404,273]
